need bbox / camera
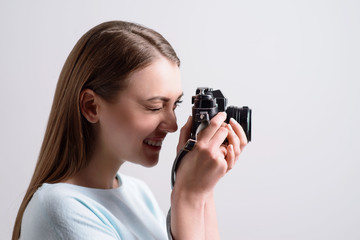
[191,87,252,142]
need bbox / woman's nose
[159,110,178,133]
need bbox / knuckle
[194,141,207,153]
[240,140,248,149]
[234,149,241,158]
[208,148,219,160]
[210,118,223,128]
[218,126,229,137]
[195,143,217,160]
[218,161,228,173]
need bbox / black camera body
[191,87,252,142]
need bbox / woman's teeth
[144,140,162,147]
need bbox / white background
[1,0,359,239]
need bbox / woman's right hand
[170,112,247,239]
[173,112,246,198]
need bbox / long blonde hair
[13,20,180,239]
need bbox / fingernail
[227,123,234,132]
[218,111,226,117]
[230,118,236,124]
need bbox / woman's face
[97,57,183,167]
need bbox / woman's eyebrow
[146,93,184,102]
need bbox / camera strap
[166,138,197,240]
[170,138,197,189]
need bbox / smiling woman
[12,20,247,240]
[86,57,183,168]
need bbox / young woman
[13,20,247,240]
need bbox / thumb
[177,116,192,153]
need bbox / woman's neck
[64,150,124,189]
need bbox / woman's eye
[174,100,183,109]
[147,106,162,112]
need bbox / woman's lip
[144,135,166,142]
[145,137,165,141]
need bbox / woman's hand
[170,112,248,240]
[174,112,248,197]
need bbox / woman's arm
[170,190,220,240]
[204,193,220,240]
[170,187,207,239]
[170,113,247,239]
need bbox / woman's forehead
[124,57,182,99]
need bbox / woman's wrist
[171,186,213,206]
[170,187,212,240]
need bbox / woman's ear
[79,89,99,123]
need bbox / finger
[218,144,228,171]
[177,116,192,152]
[226,123,241,159]
[229,118,248,151]
[197,112,227,142]
[225,144,235,172]
[209,125,229,147]
[219,144,228,158]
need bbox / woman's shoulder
[33,182,82,204]
[25,183,87,219]
[21,183,91,239]
[22,183,123,239]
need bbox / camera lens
[226,106,252,142]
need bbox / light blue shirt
[20,174,168,240]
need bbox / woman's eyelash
[175,100,183,106]
[147,99,182,111]
[149,107,162,111]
